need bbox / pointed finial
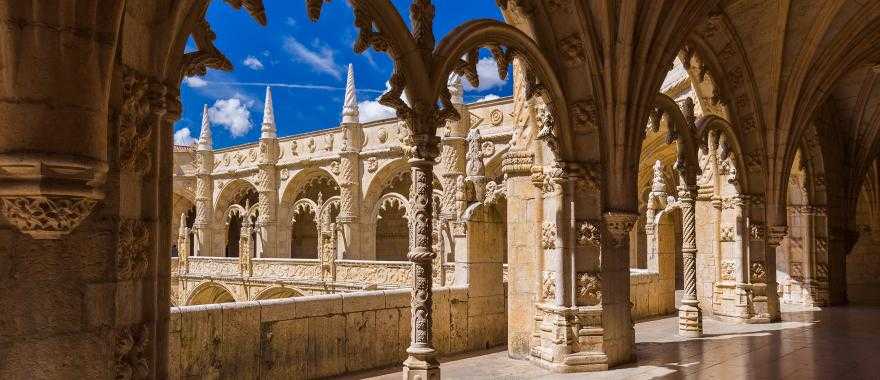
[197,104,212,151]
[342,63,359,124]
[448,72,463,105]
[261,86,276,139]
[179,212,188,235]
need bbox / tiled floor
[346,305,880,379]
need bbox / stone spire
[342,63,359,124]
[197,104,212,151]
[178,212,188,237]
[448,72,464,105]
[261,86,276,139]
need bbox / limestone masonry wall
[630,269,676,321]
[169,286,506,379]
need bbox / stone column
[256,87,279,258]
[602,211,639,365]
[402,133,441,379]
[239,216,253,277]
[193,105,214,256]
[677,183,702,337]
[338,65,365,259]
[178,212,190,274]
[766,226,787,321]
[501,151,538,358]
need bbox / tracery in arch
[214,179,259,257]
[372,167,444,261]
[172,193,196,257]
[284,171,340,259]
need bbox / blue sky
[173,1,513,149]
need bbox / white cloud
[283,36,342,80]
[463,57,508,92]
[174,127,197,146]
[243,56,264,70]
[356,81,409,122]
[208,96,253,137]
[285,17,297,27]
[357,99,397,122]
[475,94,501,102]
[183,76,207,88]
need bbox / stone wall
[169,286,506,379]
[847,230,880,305]
[630,269,676,321]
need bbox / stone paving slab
[346,305,880,379]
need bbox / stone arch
[374,192,411,261]
[280,168,340,258]
[213,179,259,258]
[253,286,304,301]
[186,281,237,306]
[686,23,769,201]
[279,167,340,205]
[289,198,319,259]
[214,178,259,218]
[171,192,196,257]
[363,158,443,260]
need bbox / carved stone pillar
[337,64,364,259]
[602,211,639,365]
[677,184,702,337]
[765,226,787,321]
[256,87,279,258]
[193,106,214,257]
[239,216,253,277]
[402,133,441,380]
[441,74,469,222]
[178,213,190,274]
[0,3,122,240]
[501,151,538,358]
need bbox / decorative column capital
[0,154,107,239]
[603,211,639,248]
[501,151,534,176]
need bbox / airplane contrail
[207,81,386,94]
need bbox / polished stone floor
[346,305,880,379]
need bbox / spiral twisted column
[678,184,702,337]
[403,134,441,379]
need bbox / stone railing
[169,287,507,379]
[174,256,465,289]
[187,256,239,277]
[251,258,322,280]
[335,259,414,287]
[629,268,676,321]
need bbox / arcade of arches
[2,1,880,379]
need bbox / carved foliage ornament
[115,324,150,380]
[576,272,601,306]
[0,196,98,239]
[118,218,152,280]
[576,220,601,247]
[541,222,557,250]
[750,261,766,283]
[542,271,556,301]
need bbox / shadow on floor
[338,306,880,379]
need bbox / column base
[677,301,702,337]
[403,352,440,380]
[529,304,609,373]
